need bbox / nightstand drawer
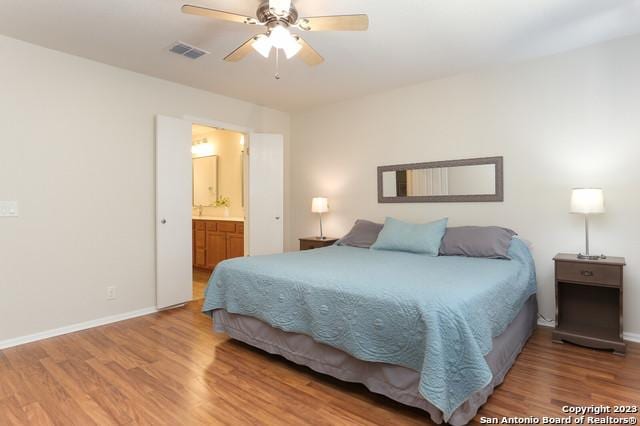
[556,261,621,287]
[301,241,327,250]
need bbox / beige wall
[0,35,289,342]
[192,128,245,218]
[290,34,640,337]
[3,30,639,343]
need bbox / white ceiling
[2,0,640,111]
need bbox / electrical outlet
[107,286,117,300]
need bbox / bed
[202,238,537,425]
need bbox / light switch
[0,201,18,217]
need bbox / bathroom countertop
[192,216,244,222]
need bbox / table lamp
[570,188,605,260]
[311,197,329,240]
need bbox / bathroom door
[248,133,284,256]
[156,115,193,309]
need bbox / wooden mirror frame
[377,156,503,203]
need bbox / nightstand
[299,237,339,251]
[552,253,626,355]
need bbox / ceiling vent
[169,41,210,60]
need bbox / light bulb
[268,25,301,59]
[269,25,291,49]
[191,142,214,157]
[251,34,272,58]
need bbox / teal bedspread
[203,238,537,419]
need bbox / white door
[156,115,193,309]
[248,133,284,256]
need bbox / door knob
[275,216,280,220]
[161,219,167,224]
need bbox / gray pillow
[337,220,383,248]
[439,226,517,259]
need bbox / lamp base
[577,253,606,260]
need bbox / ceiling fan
[181,0,369,67]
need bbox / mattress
[203,238,537,419]
[213,294,537,425]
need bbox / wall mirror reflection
[193,155,218,206]
[378,156,503,203]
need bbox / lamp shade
[251,34,272,58]
[311,197,329,213]
[570,188,604,214]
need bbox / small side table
[552,253,626,355]
[299,237,339,251]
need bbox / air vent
[169,41,210,60]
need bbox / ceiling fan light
[282,37,302,59]
[251,35,272,58]
[269,24,293,49]
[269,0,291,16]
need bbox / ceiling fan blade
[296,37,324,66]
[182,5,258,25]
[224,36,258,62]
[297,14,369,31]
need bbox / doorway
[155,115,284,310]
[191,125,246,300]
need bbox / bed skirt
[212,294,537,425]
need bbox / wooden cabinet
[193,221,207,268]
[193,220,244,270]
[227,233,245,259]
[205,232,227,268]
[552,253,626,355]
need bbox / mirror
[193,155,218,206]
[378,157,503,203]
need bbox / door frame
[183,115,253,135]
[157,113,285,307]
[184,115,252,256]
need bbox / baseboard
[537,319,640,343]
[0,306,158,350]
[537,318,555,328]
[2,308,637,351]
[624,331,640,343]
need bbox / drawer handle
[581,270,594,277]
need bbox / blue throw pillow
[371,217,448,255]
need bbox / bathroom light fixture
[192,140,214,157]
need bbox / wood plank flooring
[1,301,638,425]
[193,268,211,301]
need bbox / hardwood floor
[0,301,638,425]
[193,267,211,301]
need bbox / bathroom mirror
[378,156,503,203]
[193,155,218,206]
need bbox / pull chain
[275,48,280,80]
